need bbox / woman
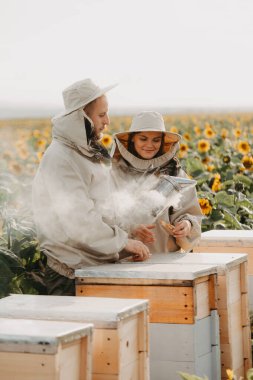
[111,111,202,254]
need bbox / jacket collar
[52,109,91,150]
[52,109,110,162]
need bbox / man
[32,78,150,296]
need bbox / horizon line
[1,105,253,120]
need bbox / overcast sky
[1,0,253,116]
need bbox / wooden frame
[0,318,92,380]
[0,296,149,380]
[75,262,220,380]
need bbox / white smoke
[101,175,182,231]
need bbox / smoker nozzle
[153,175,196,197]
[150,175,196,219]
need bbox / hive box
[194,230,253,259]
[194,230,253,299]
[0,295,149,380]
[0,318,92,380]
[132,252,251,380]
[75,262,220,380]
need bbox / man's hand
[131,224,156,244]
[124,239,151,261]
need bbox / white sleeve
[33,154,128,255]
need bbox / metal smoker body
[151,175,197,219]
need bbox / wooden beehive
[0,295,149,380]
[75,262,220,380]
[136,252,251,380]
[0,318,92,380]
[194,231,253,301]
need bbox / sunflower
[199,198,212,215]
[210,173,221,192]
[36,152,44,162]
[8,161,23,175]
[43,126,51,139]
[197,139,210,153]
[223,155,231,164]
[35,138,47,150]
[207,165,215,172]
[178,143,188,158]
[242,155,253,169]
[17,147,29,160]
[233,128,242,138]
[237,141,250,154]
[202,156,211,165]
[204,128,216,139]
[221,128,228,139]
[235,120,240,128]
[101,133,113,149]
[194,126,201,136]
[33,129,42,138]
[170,126,178,133]
[183,132,191,141]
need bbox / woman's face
[132,132,163,159]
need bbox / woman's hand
[172,220,192,238]
[131,224,156,244]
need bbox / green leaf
[19,240,38,261]
[223,209,243,229]
[234,174,253,188]
[0,258,16,297]
[0,247,22,269]
[223,170,234,180]
[215,191,235,208]
[196,174,210,187]
[213,221,227,229]
[197,191,213,201]
[221,179,234,190]
[210,209,224,221]
[184,158,206,177]
[237,199,253,212]
[238,206,253,216]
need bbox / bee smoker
[151,175,197,219]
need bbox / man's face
[84,95,110,139]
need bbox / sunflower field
[0,113,252,297]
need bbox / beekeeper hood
[51,78,117,158]
[112,111,181,170]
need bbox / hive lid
[127,252,248,271]
[197,230,253,247]
[0,295,148,328]
[75,262,217,280]
[0,317,92,354]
